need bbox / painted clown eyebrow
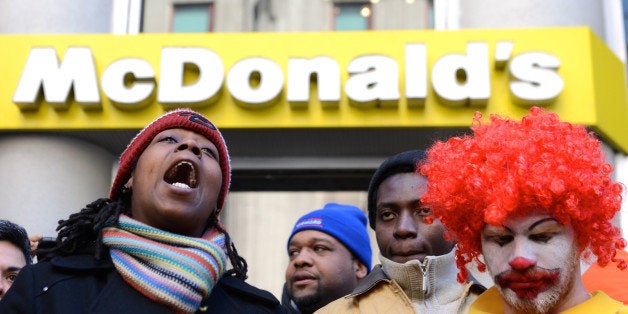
[528,218,558,231]
[489,217,558,234]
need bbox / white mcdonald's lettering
[13,47,101,111]
[11,43,564,111]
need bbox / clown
[420,107,627,314]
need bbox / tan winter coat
[316,251,485,314]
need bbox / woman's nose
[177,141,201,157]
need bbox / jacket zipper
[420,258,430,299]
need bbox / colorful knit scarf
[102,214,227,313]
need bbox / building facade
[1,0,627,298]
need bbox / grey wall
[457,0,606,39]
[0,0,113,34]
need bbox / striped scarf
[102,214,227,313]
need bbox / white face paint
[480,212,580,314]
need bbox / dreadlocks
[44,188,131,261]
[215,222,248,280]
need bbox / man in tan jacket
[318,150,485,313]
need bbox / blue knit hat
[287,203,372,272]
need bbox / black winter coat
[0,253,287,314]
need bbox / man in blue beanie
[282,203,372,314]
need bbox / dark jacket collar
[50,253,114,272]
[347,265,391,297]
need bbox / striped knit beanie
[288,203,372,271]
[367,150,426,230]
[109,108,231,213]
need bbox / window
[334,2,372,31]
[172,3,213,32]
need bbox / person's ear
[126,177,133,189]
[354,260,368,280]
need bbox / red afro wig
[420,107,626,283]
